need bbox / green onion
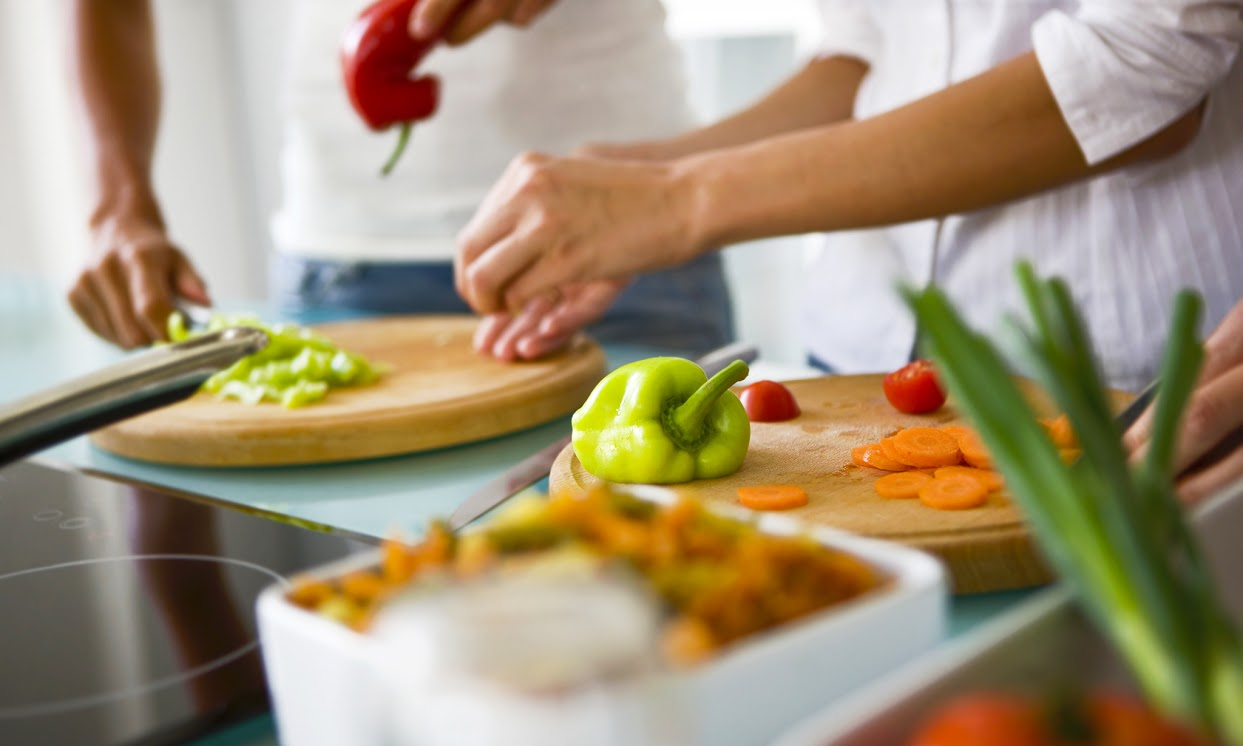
[904,261,1243,743]
[167,312,385,408]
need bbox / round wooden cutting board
[550,374,1133,595]
[92,315,606,467]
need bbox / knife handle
[0,327,267,467]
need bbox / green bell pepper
[571,357,751,484]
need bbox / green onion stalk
[903,261,1243,744]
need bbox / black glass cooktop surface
[0,459,374,745]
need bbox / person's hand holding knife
[1125,297,1243,504]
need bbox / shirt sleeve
[1032,1,1243,164]
[813,0,883,66]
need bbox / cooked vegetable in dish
[286,485,884,667]
[906,261,1243,744]
[167,312,385,408]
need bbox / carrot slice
[933,465,1004,493]
[1040,414,1078,449]
[938,425,972,441]
[919,476,989,510]
[879,436,908,466]
[874,471,934,499]
[737,485,809,511]
[851,443,909,471]
[945,427,994,469]
[889,427,962,468]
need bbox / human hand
[1125,298,1243,504]
[408,0,558,46]
[473,279,630,362]
[455,152,701,316]
[67,214,210,349]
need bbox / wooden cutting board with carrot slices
[92,315,607,467]
[549,373,1134,595]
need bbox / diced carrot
[661,615,718,667]
[339,570,386,603]
[1040,414,1078,449]
[874,471,934,499]
[946,426,994,469]
[1059,447,1082,464]
[934,465,1004,493]
[286,577,335,609]
[889,427,962,468]
[737,485,809,511]
[918,476,989,510]
[381,536,418,584]
[851,443,909,471]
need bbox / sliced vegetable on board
[167,312,385,408]
[736,484,809,511]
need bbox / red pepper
[340,0,440,176]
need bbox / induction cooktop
[0,459,375,745]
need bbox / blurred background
[0,0,829,366]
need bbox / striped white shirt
[800,0,1243,392]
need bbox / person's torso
[274,0,695,260]
[802,0,1243,392]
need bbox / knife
[1114,378,1158,433]
[447,341,761,530]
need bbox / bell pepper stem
[667,360,750,446]
[380,122,412,177]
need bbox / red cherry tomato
[739,380,800,422]
[883,359,946,414]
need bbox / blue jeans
[272,253,735,355]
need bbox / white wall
[0,0,821,366]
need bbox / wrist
[669,151,733,257]
[89,183,164,236]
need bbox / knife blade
[447,341,760,530]
[1114,378,1158,433]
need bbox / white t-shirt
[272,0,694,261]
[802,0,1243,392]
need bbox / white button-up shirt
[800,1,1243,392]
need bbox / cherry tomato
[908,691,1211,746]
[883,359,947,414]
[739,380,800,422]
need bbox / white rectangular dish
[257,497,948,746]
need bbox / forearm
[73,0,164,226]
[679,51,1201,249]
[606,55,868,161]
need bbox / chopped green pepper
[571,357,751,484]
[167,312,384,408]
